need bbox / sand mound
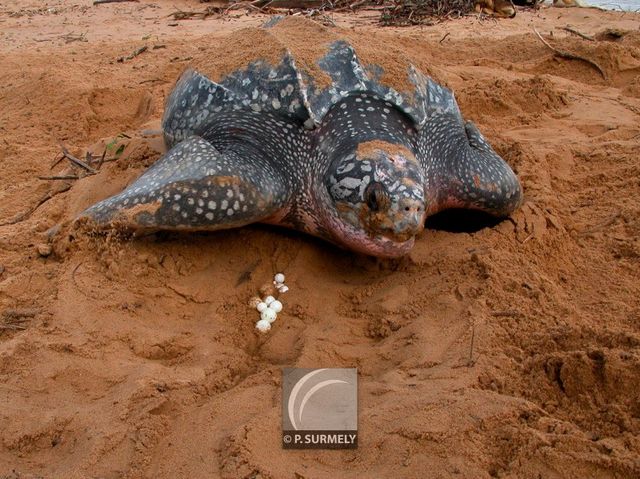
[1,2,639,477]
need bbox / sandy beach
[0,1,639,477]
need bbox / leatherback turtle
[79,17,522,258]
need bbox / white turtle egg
[278,285,289,293]
[256,319,271,333]
[274,273,285,284]
[264,295,276,306]
[261,308,277,323]
[256,302,268,313]
[269,300,283,313]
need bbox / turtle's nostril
[401,202,425,215]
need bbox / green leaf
[114,144,126,158]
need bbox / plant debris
[117,45,148,62]
[194,0,479,25]
[380,0,473,26]
[1,308,39,331]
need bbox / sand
[1,1,639,478]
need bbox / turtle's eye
[364,182,390,212]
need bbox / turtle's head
[323,141,426,257]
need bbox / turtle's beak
[389,198,426,241]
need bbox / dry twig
[0,185,71,227]
[38,175,79,181]
[61,32,87,43]
[1,308,39,331]
[96,149,107,170]
[117,45,148,62]
[561,26,595,41]
[170,6,225,20]
[59,143,98,174]
[520,232,534,244]
[533,27,606,80]
[93,0,139,4]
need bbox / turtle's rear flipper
[419,84,522,217]
[78,136,289,232]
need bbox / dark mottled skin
[80,26,522,258]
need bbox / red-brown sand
[1,1,639,477]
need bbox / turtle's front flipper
[418,80,522,217]
[78,136,289,232]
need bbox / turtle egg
[261,308,277,323]
[259,283,276,297]
[256,319,271,333]
[274,273,285,284]
[264,295,276,306]
[278,285,289,293]
[256,302,268,313]
[248,296,262,308]
[269,300,283,313]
